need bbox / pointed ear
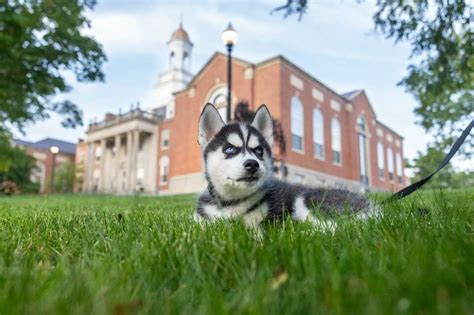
[251,105,274,147]
[198,103,225,148]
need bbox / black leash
[385,119,473,203]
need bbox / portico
[84,108,160,194]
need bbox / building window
[215,94,227,122]
[357,117,368,184]
[291,96,304,152]
[159,156,170,185]
[183,51,190,69]
[396,153,403,184]
[161,129,170,149]
[377,142,385,179]
[169,51,175,67]
[331,117,342,164]
[387,147,394,181]
[208,86,228,122]
[31,162,46,192]
[154,106,167,119]
[312,108,324,159]
[95,146,102,161]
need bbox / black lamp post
[221,22,238,122]
[50,146,59,193]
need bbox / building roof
[14,138,76,155]
[169,23,192,45]
[174,52,404,139]
[341,89,363,100]
[176,52,252,92]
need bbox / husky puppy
[195,103,379,232]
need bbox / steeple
[153,23,194,119]
[167,23,193,71]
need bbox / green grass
[0,189,473,314]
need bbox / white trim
[312,87,324,102]
[330,99,341,112]
[290,74,304,90]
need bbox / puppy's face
[198,104,274,200]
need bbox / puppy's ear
[251,105,274,147]
[198,103,225,148]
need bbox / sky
[13,0,468,171]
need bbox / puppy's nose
[243,159,259,174]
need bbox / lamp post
[221,22,238,123]
[50,146,59,194]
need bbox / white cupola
[152,23,194,119]
[167,23,193,71]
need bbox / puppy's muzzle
[243,159,259,175]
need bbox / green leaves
[272,0,473,157]
[373,1,474,156]
[0,0,106,132]
[0,131,37,193]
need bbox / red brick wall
[159,54,405,192]
[162,54,254,183]
[350,93,405,191]
[278,62,356,181]
[24,147,75,194]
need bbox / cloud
[21,0,463,169]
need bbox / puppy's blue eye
[253,146,263,157]
[224,145,238,155]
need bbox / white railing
[88,109,161,131]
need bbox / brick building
[14,138,76,193]
[81,24,406,195]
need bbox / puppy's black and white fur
[195,103,380,232]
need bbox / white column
[126,131,132,192]
[148,130,158,194]
[114,134,121,193]
[131,130,139,191]
[99,139,106,192]
[86,142,94,192]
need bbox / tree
[0,0,107,132]
[272,1,473,157]
[0,131,14,172]
[0,137,38,194]
[271,0,308,21]
[408,145,474,189]
[408,146,454,188]
[373,1,473,157]
[53,159,75,193]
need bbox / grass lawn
[0,189,473,314]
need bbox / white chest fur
[198,192,268,228]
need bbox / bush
[0,181,19,196]
[53,160,75,193]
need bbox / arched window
[396,153,403,183]
[357,116,368,184]
[159,156,170,185]
[208,86,228,122]
[183,51,189,69]
[357,117,366,131]
[169,51,175,67]
[387,147,394,181]
[291,96,304,151]
[331,117,342,164]
[32,162,46,192]
[377,142,385,179]
[312,108,324,159]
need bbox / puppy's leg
[354,202,383,221]
[292,196,337,233]
[242,206,267,240]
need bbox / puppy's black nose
[243,159,259,174]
